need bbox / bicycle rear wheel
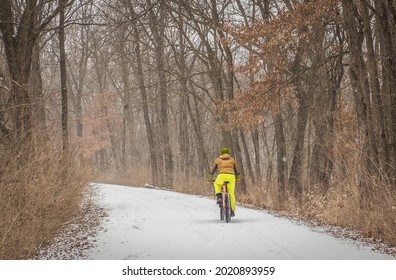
[220,191,226,221]
[225,193,231,223]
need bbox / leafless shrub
[0,144,91,259]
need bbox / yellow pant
[214,173,236,212]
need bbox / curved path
[86,184,393,260]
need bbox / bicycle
[219,181,232,223]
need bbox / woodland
[0,0,395,259]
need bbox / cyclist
[207,147,240,217]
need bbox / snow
[81,183,393,260]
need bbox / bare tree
[59,0,69,155]
[0,0,70,162]
[147,0,174,187]
[126,0,159,185]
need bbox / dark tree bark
[29,40,47,142]
[175,9,190,179]
[288,47,310,198]
[273,110,287,199]
[251,129,262,184]
[59,0,69,155]
[374,0,396,184]
[0,0,36,157]
[127,1,159,185]
[187,91,210,176]
[0,0,72,162]
[240,130,255,184]
[147,0,174,187]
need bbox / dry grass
[0,146,91,259]
[172,174,214,197]
[236,185,394,250]
[94,167,152,187]
[97,169,214,197]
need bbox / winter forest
[0,0,395,259]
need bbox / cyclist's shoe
[216,194,222,205]
[231,210,235,217]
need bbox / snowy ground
[37,183,395,260]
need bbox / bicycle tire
[220,189,228,221]
[225,193,231,223]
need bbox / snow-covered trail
[86,184,393,260]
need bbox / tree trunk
[0,0,37,162]
[59,0,69,156]
[309,24,342,193]
[288,47,310,199]
[187,93,210,176]
[357,0,388,173]
[273,110,287,199]
[176,11,190,179]
[240,130,255,185]
[342,0,379,169]
[147,0,175,187]
[127,1,159,185]
[374,0,396,184]
[251,129,261,184]
[29,40,48,143]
